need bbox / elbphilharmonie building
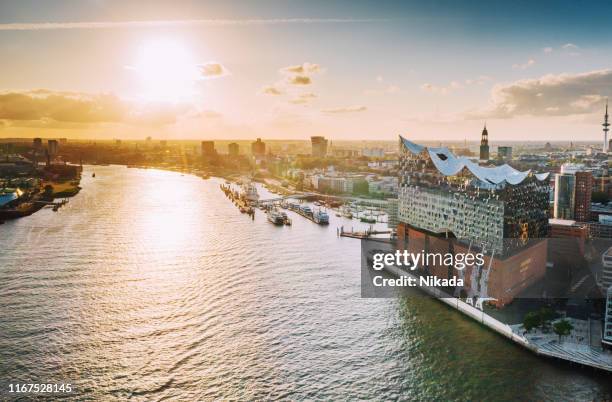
[397,137,551,306]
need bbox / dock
[338,226,391,239]
[220,184,255,218]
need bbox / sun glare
[131,39,200,103]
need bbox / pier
[219,184,255,218]
[338,226,392,239]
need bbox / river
[1,165,611,400]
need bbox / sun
[131,39,200,103]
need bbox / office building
[554,174,576,219]
[574,171,593,222]
[48,139,58,157]
[201,141,216,156]
[311,136,328,157]
[251,138,266,156]
[228,143,239,156]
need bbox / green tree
[552,319,573,343]
[522,311,541,332]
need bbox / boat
[360,216,376,224]
[341,206,353,219]
[313,210,329,225]
[280,212,292,226]
[300,205,313,217]
[240,182,259,202]
[266,208,285,225]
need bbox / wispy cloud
[280,63,321,75]
[322,105,367,114]
[0,18,385,31]
[261,85,283,96]
[289,93,317,104]
[512,58,536,70]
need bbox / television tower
[604,99,610,153]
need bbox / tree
[522,311,541,333]
[553,319,573,343]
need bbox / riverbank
[377,261,612,373]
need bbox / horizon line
[0,18,387,31]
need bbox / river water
[1,165,611,401]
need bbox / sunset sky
[1,0,612,141]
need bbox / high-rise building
[201,141,215,156]
[228,142,239,156]
[574,171,593,222]
[33,138,42,150]
[554,173,576,219]
[311,136,328,157]
[497,146,512,161]
[398,137,550,306]
[251,138,266,156]
[48,139,58,157]
[479,124,489,162]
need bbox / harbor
[2,165,611,401]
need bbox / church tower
[479,123,489,162]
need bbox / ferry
[240,182,259,202]
[360,215,376,224]
[266,208,285,225]
[299,205,313,217]
[313,210,329,225]
[280,211,292,226]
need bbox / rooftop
[400,136,549,186]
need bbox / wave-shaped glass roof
[400,136,549,185]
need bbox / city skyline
[1,0,612,141]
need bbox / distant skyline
[1,0,612,141]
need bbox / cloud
[278,62,321,86]
[280,63,320,75]
[421,81,463,95]
[289,93,317,104]
[322,105,367,114]
[199,62,229,79]
[0,18,385,31]
[543,47,553,54]
[466,69,612,119]
[261,85,283,95]
[0,91,125,122]
[512,59,536,70]
[0,90,188,126]
[562,43,579,50]
[287,75,312,85]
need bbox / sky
[0,0,612,142]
